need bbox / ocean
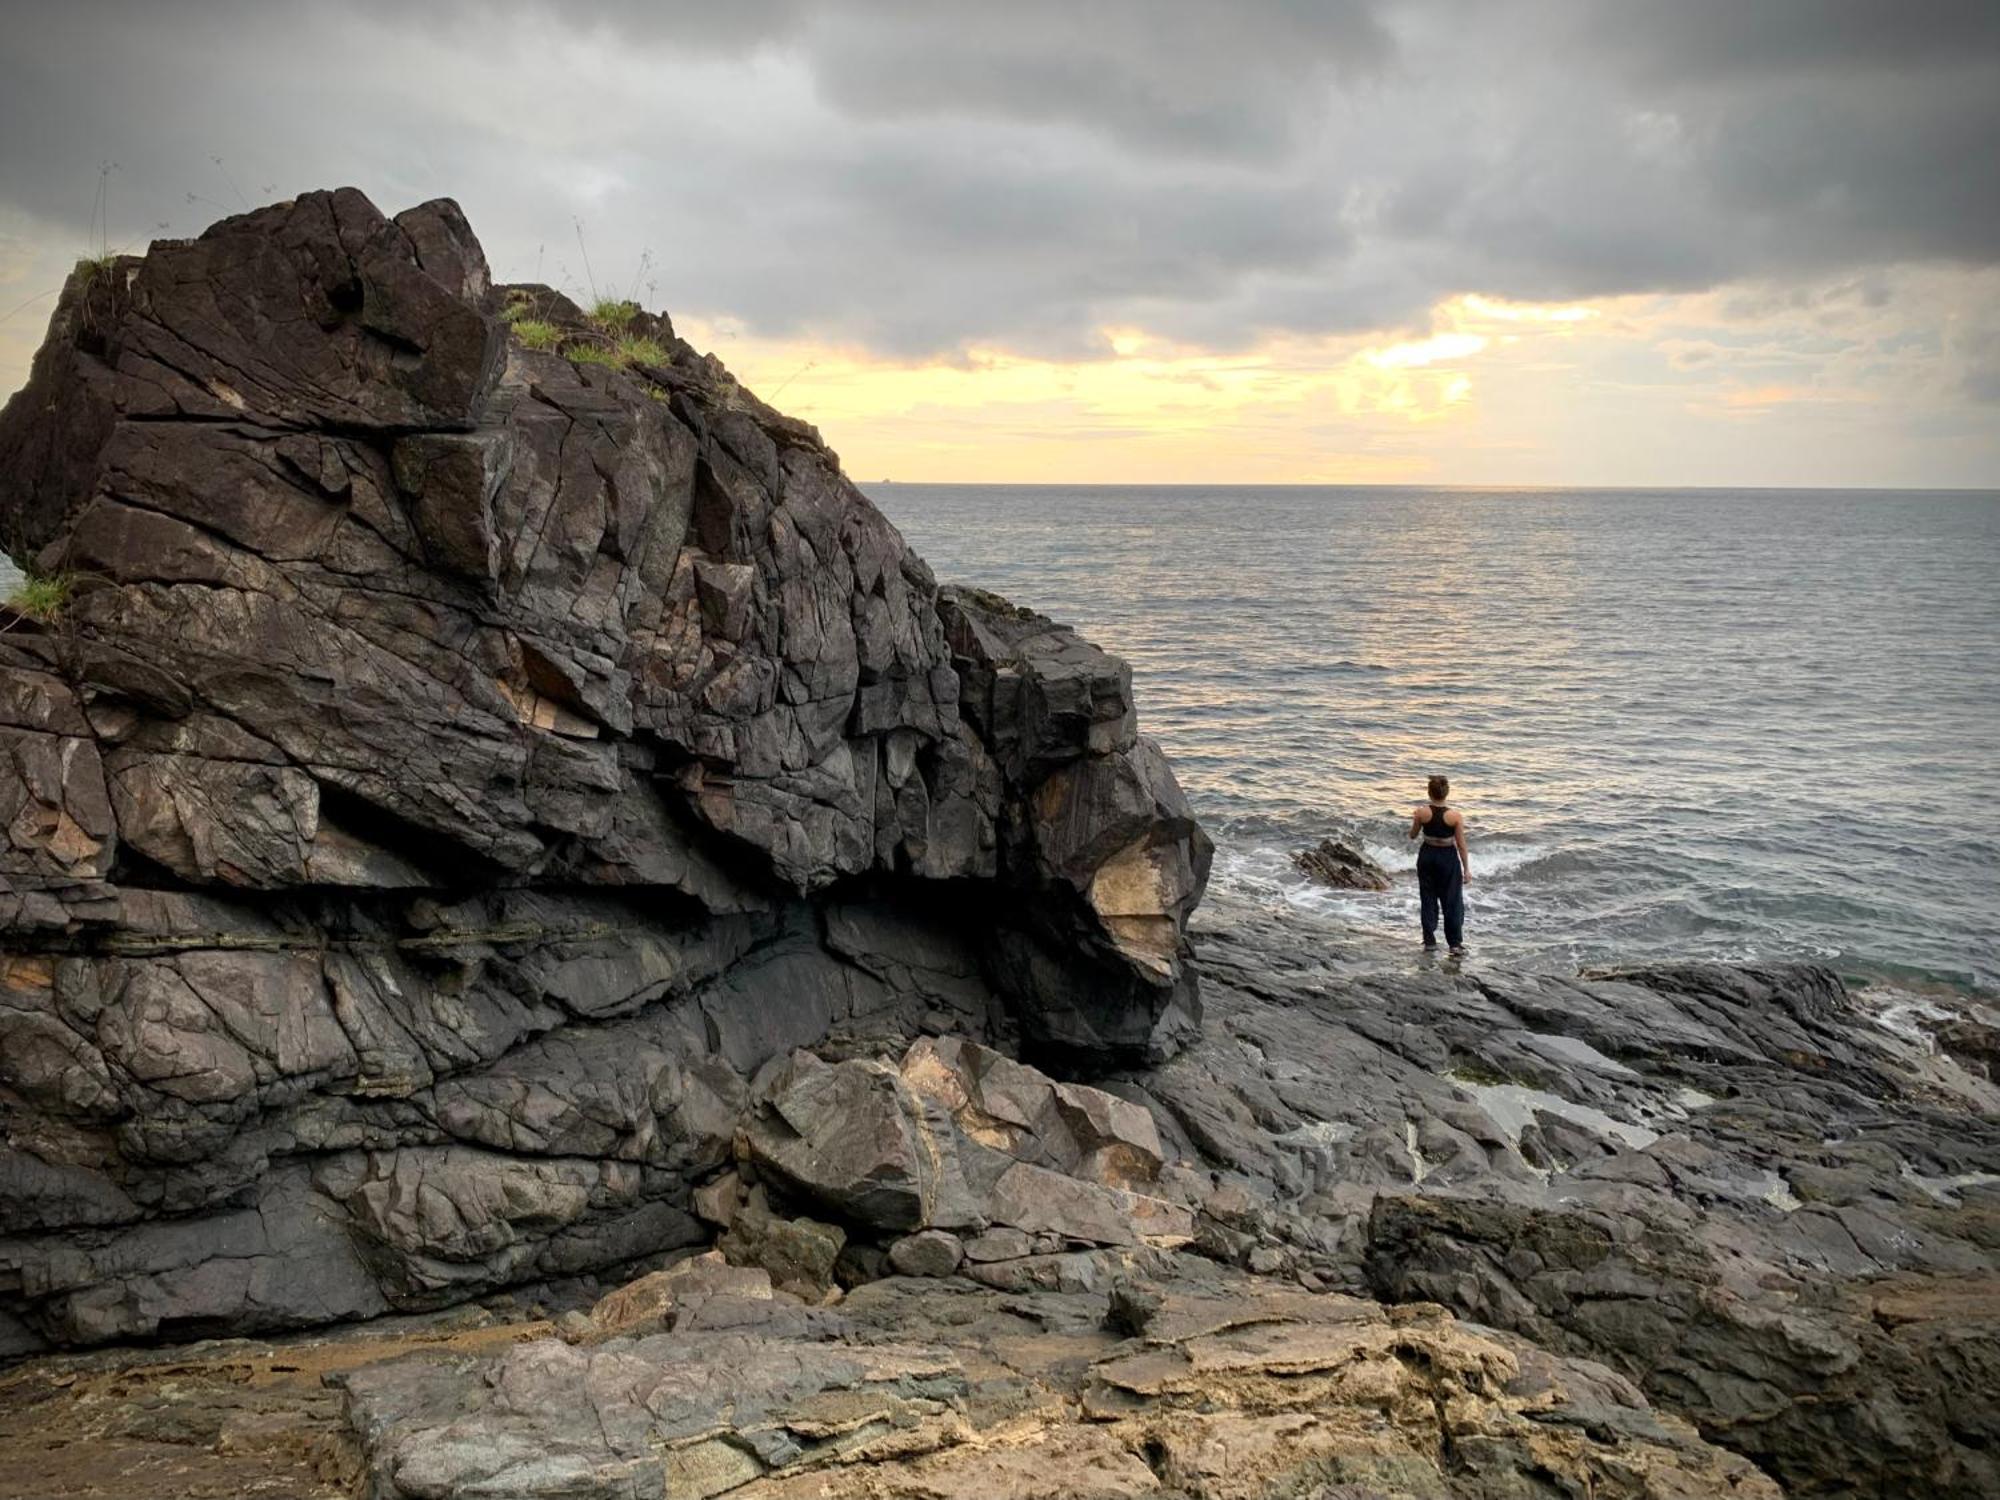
[866,484,2000,1004]
[8,486,1994,1003]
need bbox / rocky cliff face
[0,190,1210,1352]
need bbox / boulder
[887,1229,965,1278]
[1292,836,1392,891]
[717,1198,846,1302]
[740,1041,1194,1252]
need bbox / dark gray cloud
[802,2,1393,160]
[0,0,1995,360]
[1578,0,2000,81]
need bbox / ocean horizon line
[862,479,2000,496]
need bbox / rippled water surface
[868,485,2000,997]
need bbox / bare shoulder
[1448,807,1467,827]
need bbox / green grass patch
[617,335,670,367]
[7,571,75,622]
[564,335,672,372]
[592,297,640,329]
[512,319,563,350]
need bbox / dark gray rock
[717,1192,845,1300]
[738,1039,1195,1252]
[887,1228,965,1277]
[1092,893,2000,1499]
[0,190,1211,1351]
[1292,836,1392,891]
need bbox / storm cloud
[1,0,1996,360]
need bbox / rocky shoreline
[0,192,1995,1498]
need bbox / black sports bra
[1423,803,1455,844]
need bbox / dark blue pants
[1418,846,1464,949]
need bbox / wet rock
[1118,902,2000,1498]
[1292,836,1392,891]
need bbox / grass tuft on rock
[617,335,670,368]
[592,298,640,329]
[73,251,117,287]
[565,335,671,372]
[7,572,75,622]
[512,319,563,351]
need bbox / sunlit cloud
[1363,332,1488,368]
[1453,294,1599,327]
[678,265,1999,486]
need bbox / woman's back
[1409,775,1468,954]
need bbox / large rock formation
[0,190,1209,1353]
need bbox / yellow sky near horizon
[2,219,1995,490]
[676,271,1999,489]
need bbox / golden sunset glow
[682,291,1605,483]
[669,267,1993,488]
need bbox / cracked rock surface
[1117,898,2000,1498]
[0,1257,1779,1500]
[333,1256,1778,1500]
[0,189,1210,1355]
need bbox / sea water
[868,484,2000,1001]
[6,487,1992,1001]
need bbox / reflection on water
[872,483,2000,998]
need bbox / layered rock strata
[0,190,1210,1353]
[1124,900,2000,1499]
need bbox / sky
[1,0,1997,487]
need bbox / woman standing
[1408,774,1470,955]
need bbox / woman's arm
[1454,817,1471,880]
[1407,807,1424,840]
